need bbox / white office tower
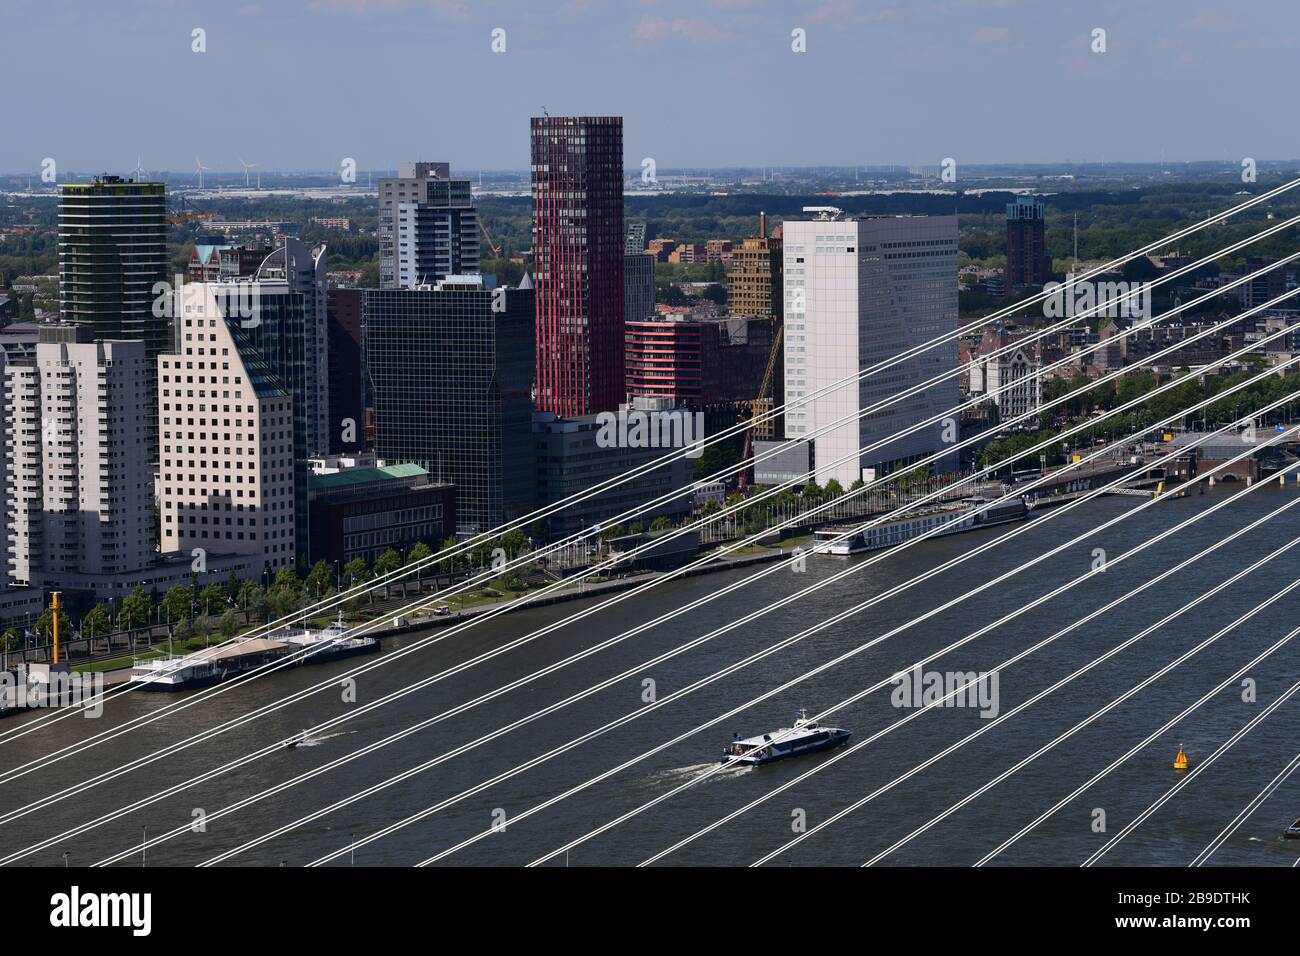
[4,326,153,585]
[783,210,959,486]
[378,162,480,290]
[157,284,296,572]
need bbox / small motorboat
[286,730,309,749]
[1284,818,1300,840]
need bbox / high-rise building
[378,162,480,290]
[326,287,365,455]
[157,284,298,573]
[364,278,536,535]
[624,253,656,325]
[58,176,168,364]
[728,212,784,438]
[624,315,774,408]
[625,221,647,254]
[967,328,1042,422]
[531,115,625,417]
[4,326,154,586]
[782,210,959,486]
[1006,195,1051,289]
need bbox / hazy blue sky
[6,0,1299,174]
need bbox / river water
[3,484,1299,867]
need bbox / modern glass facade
[363,284,536,535]
[531,116,625,417]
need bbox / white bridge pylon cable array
[1082,685,1300,866]
[1190,748,1300,866]
[68,352,1298,869]
[638,481,1300,866]
[53,327,1300,866]
[972,631,1300,866]
[510,425,1300,870]
[4,187,1294,747]
[758,520,1300,865]
[378,406,1300,867]
[9,260,1295,815]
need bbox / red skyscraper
[531,115,625,416]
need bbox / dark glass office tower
[364,280,536,535]
[59,176,169,363]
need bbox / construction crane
[479,219,503,259]
[738,320,783,491]
[168,195,214,225]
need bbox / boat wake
[290,730,358,748]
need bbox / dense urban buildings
[727,212,784,439]
[624,314,774,409]
[532,411,693,540]
[57,176,169,365]
[364,277,536,535]
[157,283,298,573]
[966,328,1042,422]
[531,115,625,417]
[307,462,455,567]
[1005,195,1051,289]
[782,209,959,486]
[3,326,154,586]
[377,162,480,290]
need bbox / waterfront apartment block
[782,210,960,486]
[3,326,154,586]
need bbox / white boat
[721,709,851,766]
[812,498,1028,556]
[129,656,224,692]
[274,612,380,664]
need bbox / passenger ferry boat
[129,656,224,692]
[721,710,851,766]
[812,498,1028,556]
[274,613,380,664]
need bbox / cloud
[971,25,1009,44]
[632,14,723,42]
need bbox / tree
[272,566,302,597]
[305,560,333,597]
[162,585,193,623]
[237,580,262,610]
[650,516,672,532]
[119,588,153,632]
[373,548,402,597]
[343,558,371,607]
[82,604,111,640]
[36,606,64,642]
[199,583,227,617]
[407,541,433,591]
[219,609,241,638]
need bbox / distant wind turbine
[239,158,259,189]
[131,156,147,181]
[193,156,210,189]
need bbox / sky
[5,0,1300,175]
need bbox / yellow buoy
[1173,743,1189,771]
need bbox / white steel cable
[973,632,1300,866]
[392,412,1300,867]
[1190,749,1300,866]
[6,330,1295,863]
[639,488,1300,865]
[1084,689,1300,866]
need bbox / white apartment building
[3,326,153,586]
[783,210,960,486]
[157,284,296,572]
